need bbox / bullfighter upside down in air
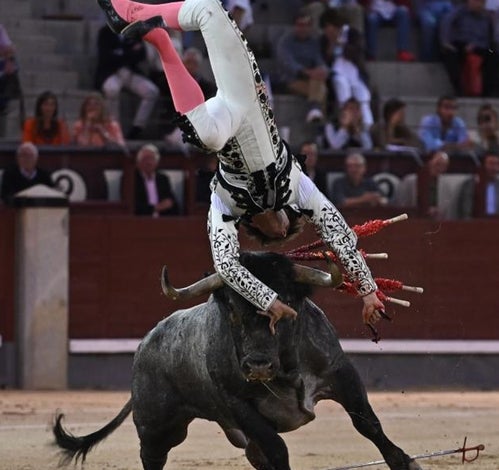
[97,0,385,330]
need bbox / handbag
[461,52,483,97]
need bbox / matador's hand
[361,291,385,326]
[258,299,297,335]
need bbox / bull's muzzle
[241,354,278,382]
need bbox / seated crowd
[1,1,499,220]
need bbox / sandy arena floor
[0,390,497,470]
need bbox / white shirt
[20,168,37,180]
[486,182,497,215]
[0,24,12,48]
[329,0,359,6]
[0,24,13,76]
[485,0,499,11]
[142,173,159,206]
[372,0,396,19]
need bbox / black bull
[54,252,422,470]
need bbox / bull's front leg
[327,359,422,470]
[224,395,291,470]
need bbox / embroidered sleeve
[208,204,278,311]
[298,173,377,296]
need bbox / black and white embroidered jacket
[208,152,378,312]
[175,0,377,311]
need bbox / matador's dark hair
[242,208,305,247]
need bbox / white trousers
[102,67,159,128]
[332,57,373,126]
[178,0,279,171]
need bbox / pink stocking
[144,28,205,113]
[110,0,184,30]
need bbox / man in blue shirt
[418,95,471,153]
[276,10,329,123]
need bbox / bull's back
[132,300,226,414]
[135,302,214,369]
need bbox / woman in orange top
[72,92,126,147]
[22,91,71,145]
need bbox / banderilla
[326,437,485,470]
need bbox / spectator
[134,143,179,217]
[72,92,126,148]
[440,0,499,97]
[299,140,329,195]
[95,24,159,139]
[331,152,385,207]
[363,0,416,61]
[302,0,365,33]
[22,91,71,146]
[417,0,453,62]
[320,9,373,125]
[418,95,471,153]
[225,0,254,33]
[324,97,372,150]
[0,23,21,126]
[395,150,451,220]
[370,97,422,150]
[468,104,499,153]
[457,152,499,218]
[276,10,329,123]
[1,142,54,204]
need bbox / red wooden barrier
[68,213,499,340]
[2,208,498,342]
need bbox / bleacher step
[19,70,79,91]
[0,0,32,17]
[368,62,453,98]
[1,18,43,33]
[9,34,58,54]
[17,53,70,69]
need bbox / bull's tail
[53,398,132,465]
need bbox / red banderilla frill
[285,213,423,342]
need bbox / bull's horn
[161,266,224,300]
[293,262,343,288]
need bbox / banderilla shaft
[326,437,485,470]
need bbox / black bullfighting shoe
[121,15,168,40]
[96,0,129,34]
